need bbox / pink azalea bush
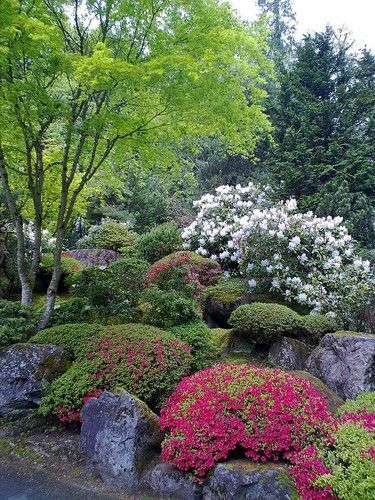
[160,364,333,482]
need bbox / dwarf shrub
[161,364,332,481]
[147,251,221,299]
[139,286,198,328]
[0,299,35,348]
[303,314,337,343]
[205,278,247,304]
[166,321,219,372]
[229,302,304,344]
[48,297,92,326]
[337,392,375,417]
[136,222,182,263]
[40,323,192,420]
[74,257,150,322]
[77,220,138,255]
[29,323,104,359]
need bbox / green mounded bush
[49,297,92,326]
[135,222,182,263]
[40,323,192,419]
[77,220,139,255]
[167,321,219,372]
[229,302,304,344]
[0,299,35,348]
[29,323,104,359]
[73,257,150,323]
[139,286,198,328]
[302,314,337,343]
[205,278,247,304]
[337,392,375,417]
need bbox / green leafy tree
[0,0,272,328]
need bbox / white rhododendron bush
[182,183,375,328]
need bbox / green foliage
[229,302,304,344]
[167,321,219,372]
[136,223,182,263]
[74,257,150,323]
[302,314,338,343]
[49,297,92,326]
[314,423,375,499]
[40,323,192,416]
[0,299,35,348]
[206,278,247,304]
[29,323,104,360]
[337,392,375,417]
[77,220,138,255]
[210,328,233,353]
[37,254,84,292]
[139,286,198,328]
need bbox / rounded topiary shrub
[229,302,304,344]
[302,314,338,343]
[139,286,198,328]
[147,251,221,299]
[76,220,138,255]
[29,323,104,359]
[166,321,219,372]
[161,364,333,481]
[0,299,35,348]
[136,222,182,263]
[40,323,192,421]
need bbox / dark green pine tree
[270,28,375,246]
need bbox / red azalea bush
[40,324,192,420]
[160,364,333,481]
[290,393,375,500]
[147,251,222,298]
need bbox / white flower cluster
[181,183,272,269]
[183,184,375,326]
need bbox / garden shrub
[76,220,138,255]
[0,299,35,348]
[337,392,375,417]
[139,286,198,328]
[210,328,233,353]
[49,297,92,326]
[40,324,192,420]
[302,314,338,343]
[74,257,150,322]
[229,302,304,344]
[63,249,120,268]
[166,321,219,372]
[29,323,104,359]
[37,253,84,292]
[161,364,333,481]
[147,251,221,299]
[205,278,247,304]
[136,222,182,263]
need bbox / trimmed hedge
[229,302,304,344]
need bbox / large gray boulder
[202,460,295,500]
[142,461,203,499]
[80,389,161,488]
[306,332,375,399]
[0,343,70,416]
[269,337,311,371]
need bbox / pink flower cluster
[57,388,103,424]
[147,251,221,297]
[160,364,333,481]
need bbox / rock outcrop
[269,337,311,371]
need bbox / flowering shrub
[160,364,333,481]
[147,251,221,299]
[166,321,219,372]
[139,286,198,328]
[136,222,182,263]
[183,185,375,327]
[29,323,104,359]
[290,392,375,499]
[40,324,192,419]
[182,183,272,271]
[63,249,121,268]
[229,302,304,344]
